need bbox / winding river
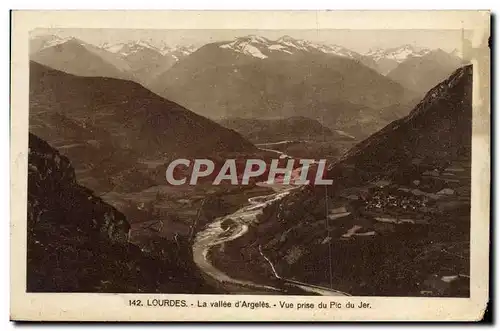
[191,146,349,296]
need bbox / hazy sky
[31,28,466,53]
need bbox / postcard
[10,10,490,321]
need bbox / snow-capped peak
[219,35,271,59]
[218,34,362,60]
[101,40,199,59]
[43,36,75,48]
[366,44,432,62]
[162,44,199,56]
[31,35,78,52]
[239,35,271,44]
[277,35,294,42]
[101,40,162,56]
[100,42,125,53]
[275,35,312,51]
[275,35,361,58]
[450,48,463,59]
[136,40,157,48]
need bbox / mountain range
[366,44,433,74]
[215,35,378,68]
[30,35,198,85]
[29,33,465,139]
[100,40,199,85]
[30,33,462,83]
[150,35,421,138]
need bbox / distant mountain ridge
[387,49,465,94]
[30,37,133,81]
[366,44,432,61]
[30,33,462,139]
[218,116,354,143]
[30,33,461,86]
[101,40,164,56]
[100,40,199,84]
[216,35,376,67]
[30,35,75,53]
[365,44,433,74]
[30,35,198,86]
[101,40,198,57]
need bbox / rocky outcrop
[27,133,214,293]
[28,133,130,245]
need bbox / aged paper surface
[11,10,490,321]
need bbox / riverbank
[190,143,353,296]
[192,180,349,296]
[192,185,295,294]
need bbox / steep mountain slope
[28,109,152,193]
[387,49,464,94]
[336,64,471,177]
[366,44,432,75]
[226,65,472,297]
[151,36,416,137]
[30,61,256,160]
[30,37,132,80]
[335,98,422,140]
[27,133,213,293]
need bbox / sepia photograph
[10,10,490,321]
